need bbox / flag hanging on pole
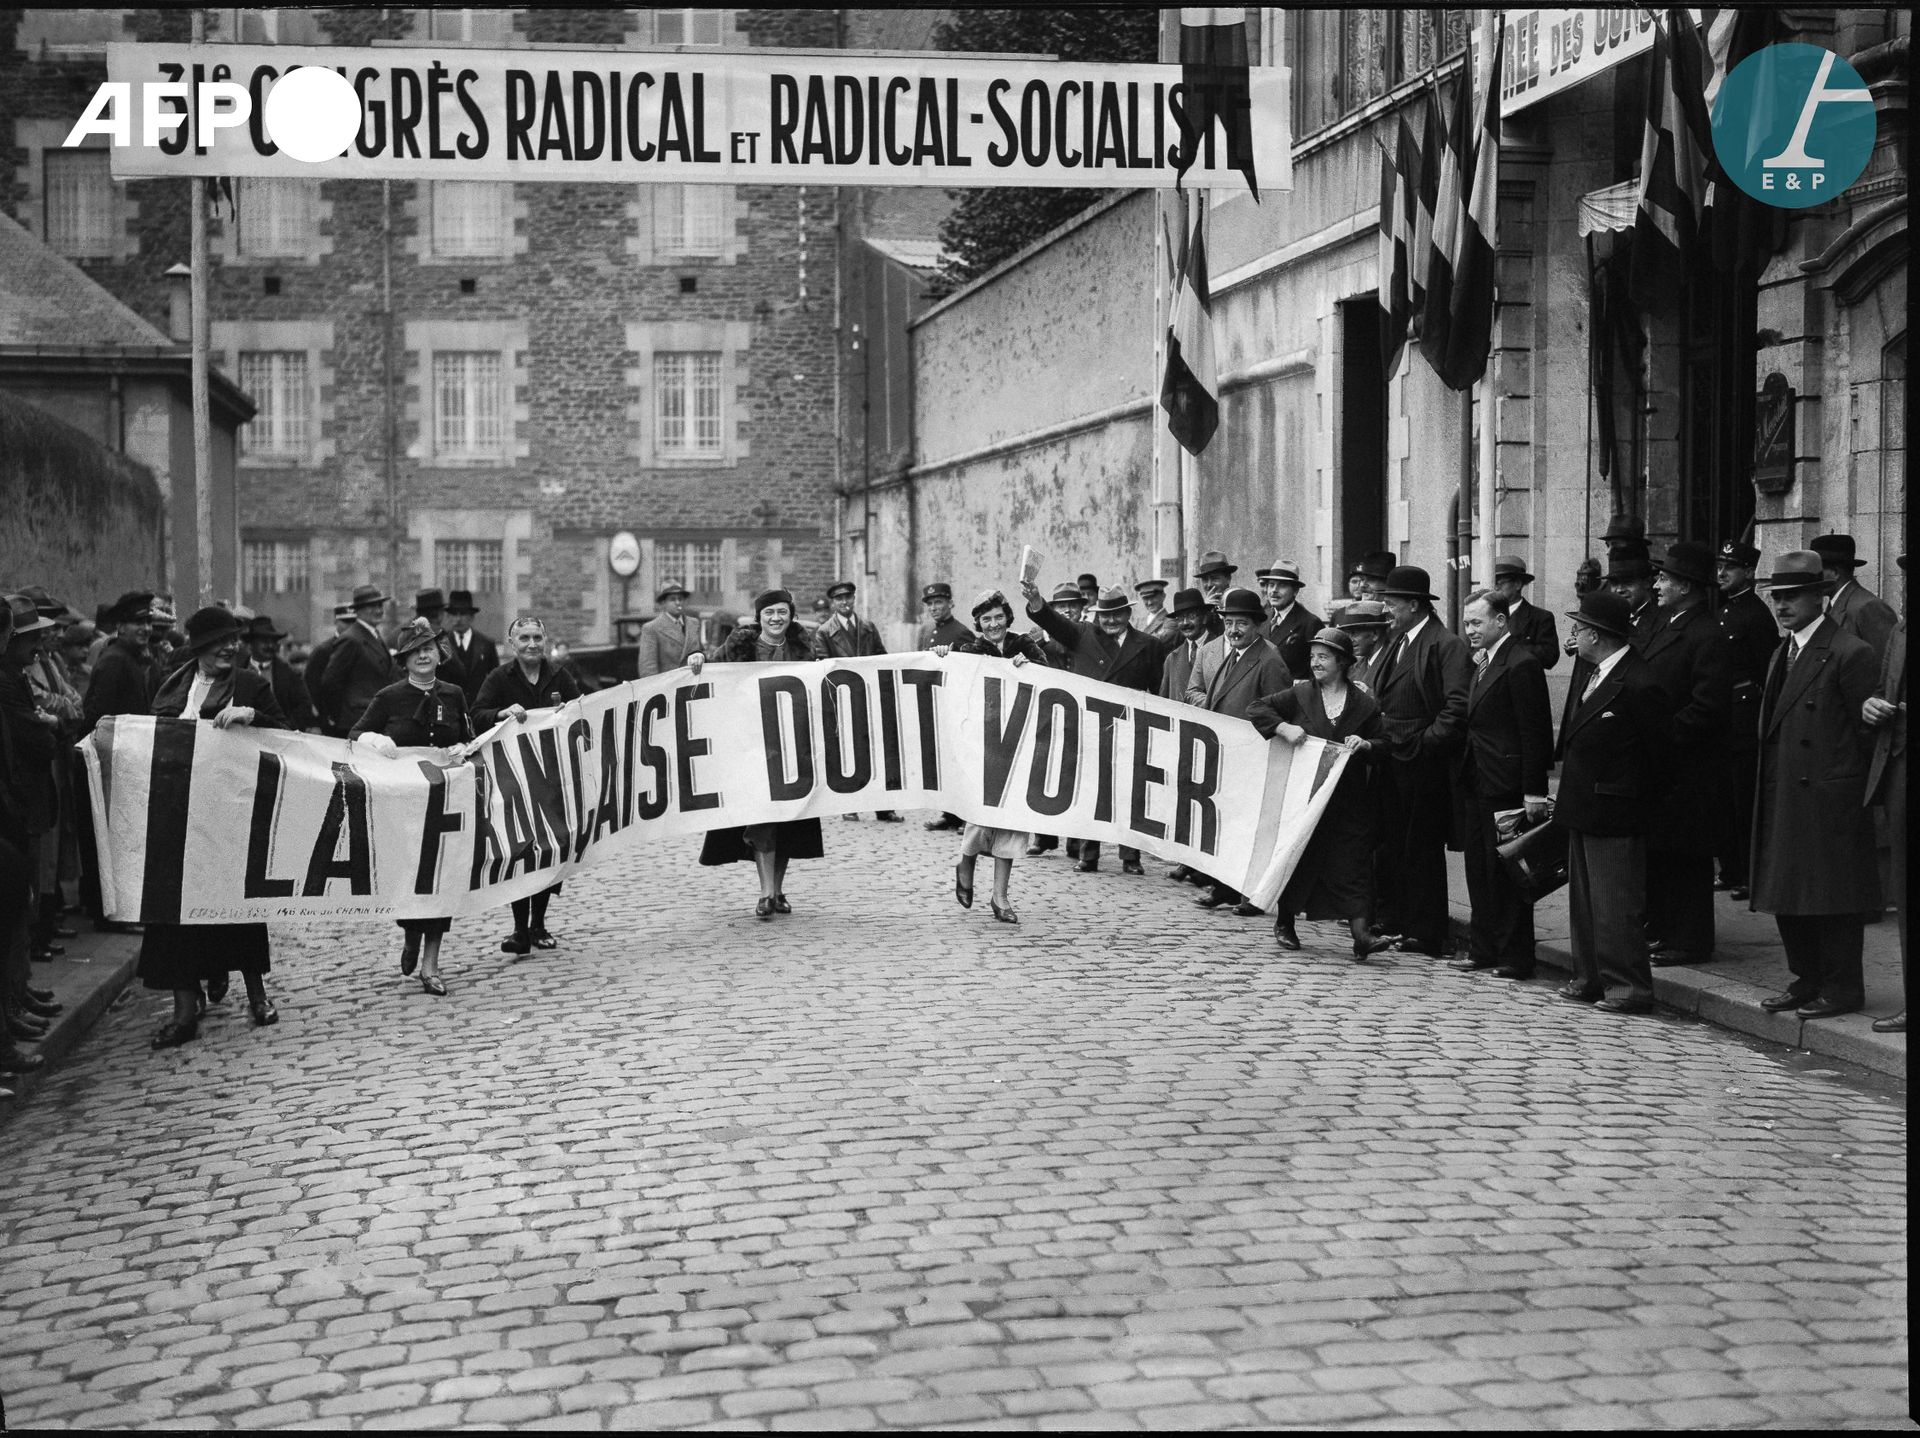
[1161,195,1219,457]
[1409,83,1440,329]
[1417,69,1472,376]
[1436,14,1505,391]
[1701,5,1785,277]
[1172,8,1260,200]
[1629,9,1714,308]
[1377,112,1418,376]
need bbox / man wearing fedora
[1253,561,1322,679]
[443,590,500,706]
[1751,551,1883,1021]
[1491,555,1560,671]
[1134,578,1178,643]
[1156,585,1216,886]
[1372,565,1473,955]
[818,580,902,824]
[1451,588,1553,980]
[1023,580,1179,874]
[1714,539,1777,899]
[1605,546,1660,647]
[1194,550,1237,608]
[1861,556,1906,1033]
[637,578,705,679]
[83,591,158,732]
[320,584,398,734]
[303,603,357,736]
[1812,532,1898,663]
[1339,600,1394,693]
[1187,587,1292,911]
[1353,551,1397,602]
[1556,591,1672,1014]
[244,614,314,732]
[918,582,972,831]
[1639,542,1732,968]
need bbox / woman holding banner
[934,589,1048,924]
[473,615,582,956]
[351,618,471,995]
[142,607,291,1050]
[1246,628,1395,961]
[691,589,826,920]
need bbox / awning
[1577,179,1638,238]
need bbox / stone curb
[1,928,140,1110]
[1450,917,1905,1081]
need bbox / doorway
[1338,299,1389,572]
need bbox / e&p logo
[1710,44,1876,209]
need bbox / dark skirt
[698,819,825,866]
[1279,773,1376,921]
[137,923,270,991]
[397,918,453,937]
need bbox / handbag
[1496,814,1569,902]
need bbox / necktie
[1472,650,1489,689]
[1787,638,1804,670]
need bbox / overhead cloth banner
[1499,8,1698,115]
[97,43,1290,191]
[81,655,1345,924]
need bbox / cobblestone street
[1,818,1908,1430]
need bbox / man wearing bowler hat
[1194,550,1237,608]
[1861,555,1906,1033]
[1339,600,1394,693]
[320,584,399,733]
[1491,555,1559,671]
[1353,551,1397,602]
[1186,587,1292,911]
[637,578,704,679]
[1155,585,1217,886]
[1714,539,1776,898]
[443,590,500,706]
[1811,532,1898,662]
[245,614,315,732]
[1605,546,1660,647]
[1134,578,1177,643]
[1253,560,1322,678]
[1556,591,1672,1014]
[303,603,357,736]
[1371,565,1473,955]
[818,580,902,824]
[1751,551,1882,1020]
[919,582,971,831]
[1640,542,1732,968]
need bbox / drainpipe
[382,179,399,614]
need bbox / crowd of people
[0,529,1906,1080]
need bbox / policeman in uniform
[1134,578,1177,642]
[1713,540,1775,899]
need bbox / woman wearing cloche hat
[350,618,472,996]
[1247,628,1395,960]
[141,607,293,1049]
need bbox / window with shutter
[44,149,115,258]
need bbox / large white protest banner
[90,43,1290,192]
[81,656,1346,925]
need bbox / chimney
[164,263,191,343]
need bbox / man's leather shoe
[924,816,962,831]
[1559,984,1605,1003]
[1649,949,1709,967]
[1231,902,1263,917]
[21,996,62,1019]
[250,998,279,1027]
[1490,965,1535,980]
[1024,844,1049,857]
[26,985,56,1004]
[1871,1011,1906,1034]
[1761,991,1815,1013]
[1595,997,1654,1015]
[7,1016,48,1041]
[1193,887,1231,909]
[0,1046,47,1072]
[1728,886,1750,902]
[1167,865,1191,882]
[1797,997,1861,1020]
[1273,916,1301,950]
[875,811,904,822]
[1122,861,1146,876]
[1353,932,1395,959]
[1450,958,1497,972]
[149,1020,197,1050]
[1075,859,1099,873]
[94,919,142,935]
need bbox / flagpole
[1474,9,1500,592]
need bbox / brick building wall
[1,6,845,647]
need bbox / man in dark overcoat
[1451,589,1553,979]
[1713,540,1777,898]
[303,604,355,734]
[1555,591,1673,1015]
[245,614,316,732]
[1253,561,1322,678]
[1750,551,1883,1020]
[443,590,501,706]
[1861,556,1906,1033]
[320,584,397,731]
[1811,533,1899,663]
[1640,542,1732,967]
[1134,579,1178,643]
[817,580,901,824]
[1492,554,1560,670]
[918,582,972,832]
[1023,582,1179,874]
[1371,566,1473,956]
[82,591,157,731]
[1157,587,1214,886]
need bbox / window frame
[43,147,117,259]
[242,538,310,595]
[651,8,725,47]
[430,180,509,260]
[237,177,316,259]
[653,351,726,458]
[434,538,506,594]
[431,349,509,462]
[653,184,728,260]
[654,539,727,604]
[237,351,311,462]
[1288,8,1469,140]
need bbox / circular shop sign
[608,530,641,577]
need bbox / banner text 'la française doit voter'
[81,655,1347,925]
[89,43,1289,192]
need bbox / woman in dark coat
[141,607,291,1049]
[1247,627,1396,960]
[472,614,582,955]
[932,589,1049,923]
[351,618,471,995]
[692,588,826,919]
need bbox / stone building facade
[2,6,846,645]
